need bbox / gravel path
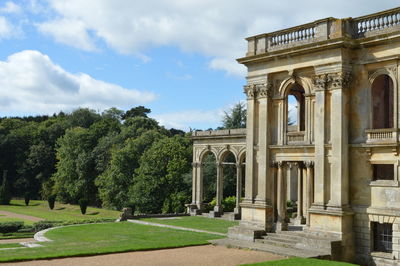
[128,219,226,236]
[0,211,43,222]
[0,238,34,244]
[2,245,285,266]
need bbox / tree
[129,135,192,214]
[221,102,246,129]
[52,127,98,204]
[122,106,151,119]
[96,130,163,210]
[0,170,11,205]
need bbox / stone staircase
[214,224,342,259]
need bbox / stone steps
[210,238,331,259]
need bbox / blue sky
[0,0,398,130]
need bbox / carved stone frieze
[312,74,328,91]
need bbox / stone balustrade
[286,131,306,144]
[365,128,398,144]
[245,7,400,56]
[192,128,246,138]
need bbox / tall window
[372,74,393,129]
[373,222,393,253]
[287,84,305,131]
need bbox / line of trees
[0,106,191,213]
[0,102,246,213]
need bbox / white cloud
[0,16,14,39]
[152,108,224,130]
[0,50,156,115]
[35,0,397,76]
[37,19,97,52]
[0,1,21,14]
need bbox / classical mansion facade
[189,7,400,265]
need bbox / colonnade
[191,157,245,217]
[272,161,314,230]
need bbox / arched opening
[372,74,394,129]
[287,84,305,132]
[221,151,237,212]
[201,152,217,206]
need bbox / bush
[24,192,30,206]
[78,198,88,214]
[33,221,60,232]
[0,171,11,205]
[0,222,24,234]
[48,195,56,210]
[222,196,236,212]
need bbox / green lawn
[0,217,33,225]
[241,258,357,266]
[0,243,23,249]
[141,216,238,233]
[0,200,120,222]
[0,222,223,262]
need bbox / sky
[0,0,398,131]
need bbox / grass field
[0,243,23,249]
[241,258,357,265]
[0,222,223,262]
[141,216,238,233]
[0,200,120,223]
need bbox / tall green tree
[221,102,247,129]
[130,135,192,214]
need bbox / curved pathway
[127,219,226,236]
[0,210,43,222]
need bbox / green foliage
[48,195,56,210]
[78,198,89,214]
[221,102,246,129]
[0,222,24,234]
[0,171,11,205]
[122,106,151,119]
[208,196,236,212]
[130,135,192,214]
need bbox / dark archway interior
[202,152,217,203]
[372,74,393,129]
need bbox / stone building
[189,7,400,265]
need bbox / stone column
[191,162,197,205]
[312,74,327,209]
[328,72,350,209]
[295,162,305,225]
[243,84,256,203]
[196,163,204,207]
[305,161,314,226]
[234,163,242,214]
[214,162,224,213]
[276,161,288,231]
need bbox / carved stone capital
[256,82,273,99]
[304,161,314,169]
[327,72,352,90]
[313,74,328,91]
[244,84,256,99]
[276,161,284,168]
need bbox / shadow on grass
[55,207,66,210]
[86,212,100,215]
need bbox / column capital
[313,74,328,91]
[216,161,223,167]
[327,71,352,90]
[304,161,314,169]
[243,84,256,99]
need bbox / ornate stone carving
[304,161,314,168]
[244,84,256,99]
[256,82,272,98]
[327,72,352,90]
[312,74,328,91]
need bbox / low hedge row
[0,218,116,234]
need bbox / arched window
[287,84,305,132]
[371,74,393,129]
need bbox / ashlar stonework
[190,7,400,265]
